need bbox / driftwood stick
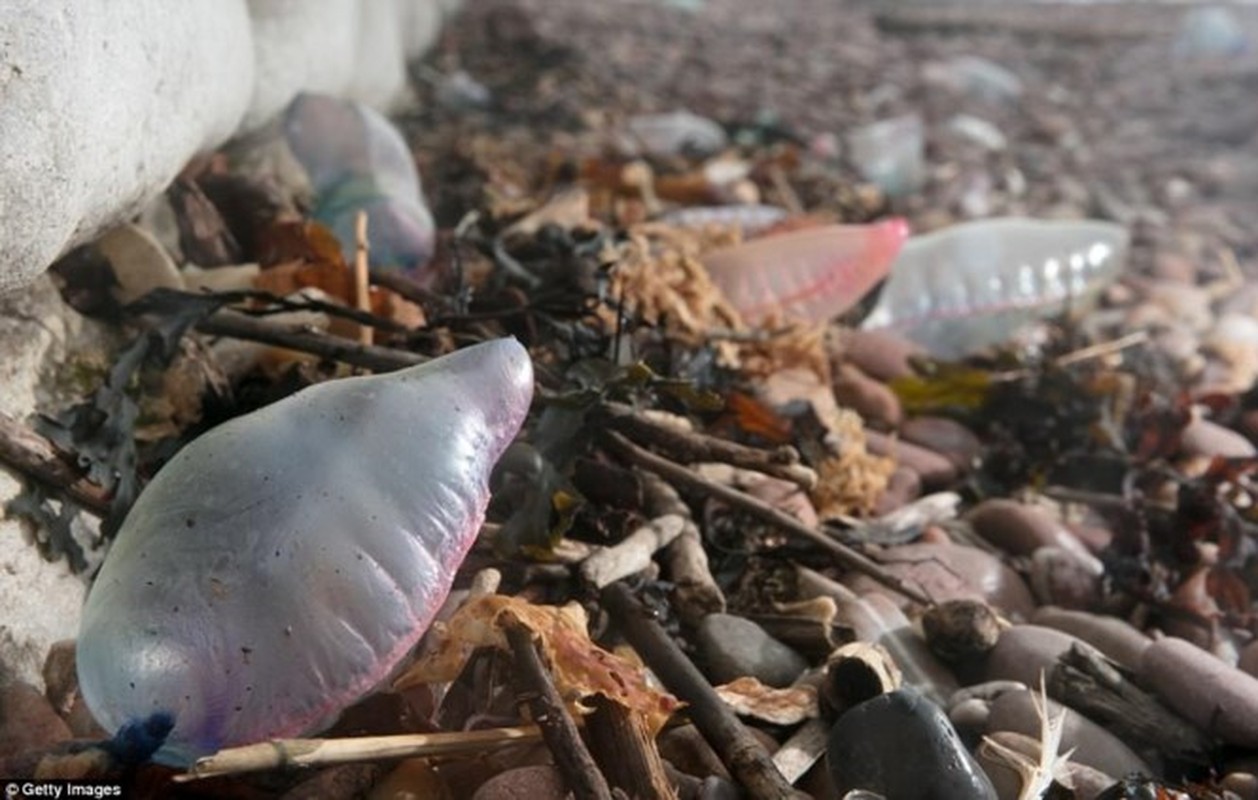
[0,411,112,517]
[601,432,931,606]
[601,582,802,800]
[642,471,726,626]
[603,402,816,491]
[504,617,614,800]
[580,514,686,589]
[772,718,829,785]
[1048,644,1214,764]
[197,310,425,373]
[177,727,544,781]
[584,694,679,800]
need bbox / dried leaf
[396,595,681,735]
[714,676,817,725]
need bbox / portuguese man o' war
[283,92,436,275]
[701,219,910,325]
[862,217,1129,359]
[76,338,534,765]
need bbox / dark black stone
[827,688,997,800]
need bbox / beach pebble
[1029,607,1151,671]
[965,499,1092,561]
[978,731,1114,800]
[1240,640,1258,679]
[873,466,922,516]
[696,614,808,688]
[900,417,982,471]
[470,765,568,800]
[865,431,958,489]
[982,625,1100,688]
[1139,636,1258,748]
[1028,546,1103,610]
[827,688,997,800]
[0,681,72,756]
[836,328,925,382]
[1180,417,1257,460]
[986,689,1151,778]
[41,640,78,717]
[846,542,1035,618]
[833,362,902,428]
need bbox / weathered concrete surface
[0,0,456,295]
[0,278,105,690]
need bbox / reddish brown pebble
[470,765,568,800]
[873,466,921,516]
[900,416,982,471]
[1180,417,1257,459]
[845,542,1036,618]
[1140,636,1258,748]
[865,430,957,489]
[1240,640,1258,680]
[837,328,925,382]
[833,362,903,428]
[978,731,1116,800]
[983,625,1101,688]
[1028,546,1102,610]
[41,640,79,717]
[0,681,72,755]
[1030,607,1151,671]
[966,499,1093,561]
[986,689,1151,779]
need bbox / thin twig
[197,310,425,372]
[604,584,805,798]
[601,432,932,606]
[0,411,111,517]
[1053,330,1148,368]
[602,402,816,490]
[353,211,373,347]
[601,583,803,800]
[642,471,726,626]
[504,616,614,800]
[176,726,545,781]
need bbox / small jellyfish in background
[76,338,534,765]
[282,92,436,276]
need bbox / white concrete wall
[0,0,455,690]
[0,0,456,295]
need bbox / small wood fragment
[584,694,679,800]
[604,402,816,490]
[1048,644,1214,763]
[602,431,932,606]
[504,616,614,800]
[197,310,425,372]
[601,582,804,800]
[0,411,112,517]
[580,514,687,588]
[643,471,726,626]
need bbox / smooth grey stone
[696,613,808,688]
[827,688,997,800]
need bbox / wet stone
[827,688,997,800]
[695,613,808,688]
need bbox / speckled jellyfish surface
[861,217,1128,359]
[76,338,534,766]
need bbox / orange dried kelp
[397,595,681,735]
